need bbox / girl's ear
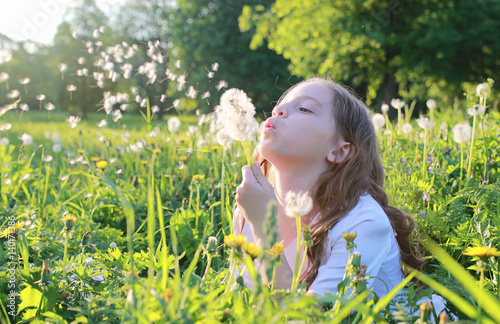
[327,141,354,164]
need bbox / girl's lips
[264,118,275,129]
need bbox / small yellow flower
[63,214,77,224]
[224,234,247,248]
[210,145,221,151]
[180,137,188,143]
[90,157,100,162]
[267,242,284,258]
[342,231,358,242]
[242,242,260,260]
[192,174,205,181]
[463,246,500,259]
[141,160,148,165]
[179,156,188,162]
[0,221,25,238]
[77,149,85,154]
[96,160,108,169]
[153,148,161,154]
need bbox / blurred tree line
[0,0,498,120]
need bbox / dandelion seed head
[402,123,413,135]
[426,99,436,109]
[390,98,405,110]
[167,117,181,133]
[467,104,485,116]
[20,133,33,145]
[452,123,472,144]
[476,83,490,97]
[371,113,385,128]
[284,191,313,218]
[417,117,435,130]
[381,104,389,114]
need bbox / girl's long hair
[236,77,423,289]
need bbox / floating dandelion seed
[216,80,228,91]
[97,119,108,128]
[173,99,180,109]
[77,57,86,64]
[160,94,167,102]
[112,110,123,122]
[0,123,11,131]
[174,60,181,68]
[284,191,313,218]
[176,74,187,91]
[36,94,46,110]
[186,86,198,99]
[19,77,30,93]
[391,98,405,110]
[59,63,67,80]
[151,105,159,114]
[0,72,9,90]
[212,62,219,71]
[202,91,210,99]
[52,143,62,152]
[167,117,181,133]
[207,71,214,78]
[66,85,77,100]
[43,155,53,162]
[45,102,55,111]
[7,89,20,99]
[66,116,81,128]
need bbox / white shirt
[232,194,404,297]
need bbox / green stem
[422,128,428,178]
[224,256,237,295]
[292,214,302,292]
[467,114,477,180]
[241,140,253,166]
[220,148,226,232]
[298,246,309,285]
[200,255,213,288]
[271,264,277,290]
[460,141,464,191]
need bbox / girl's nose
[272,104,287,117]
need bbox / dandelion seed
[43,155,53,162]
[112,110,123,122]
[211,62,219,71]
[216,80,228,91]
[186,86,198,99]
[284,191,313,218]
[160,94,167,102]
[176,74,187,91]
[426,99,436,110]
[390,98,405,110]
[168,117,181,132]
[45,102,55,111]
[97,119,108,128]
[0,72,9,82]
[173,99,180,109]
[66,116,81,128]
[201,91,210,99]
[7,89,20,99]
[19,103,29,112]
[59,63,67,79]
[207,71,214,78]
[174,60,181,68]
[0,123,11,131]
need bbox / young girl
[233,77,423,296]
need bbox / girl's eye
[299,107,311,113]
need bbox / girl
[233,77,423,296]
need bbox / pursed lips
[264,118,276,129]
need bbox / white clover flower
[390,98,405,110]
[426,99,436,109]
[476,83,490,97]
[381,104,389,114]
[417,116,435,130]
[168,116,181,132]
[371,113,385,128]
[284,191,313,218]
[467,104,485,116]
[452,123,472,144]
[402,123,413,135]
[20,133,33,145]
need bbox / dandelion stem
[467,114,477,180]
[460,141,464,190]
[241,140,253,166]
[298,246,308,285]
[422,128,428,178]
[271,264,277,290]
[200,255,213,288]
[291,214,302,292]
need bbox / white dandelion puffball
[426,99,436,109]
[390,98,405,110]
[452,123,472,144]
[381,104,389,114]
[215,88,257,141]
[476,83,490,97]
[371,113,385,128]
[284,191,313,218]
[110,242,117,249]
[216,129,234,147]
[20,133,33,145]
[467,105,485,116]
[417,117,435,130]
[402,123,413,135]
[168,116,181,133]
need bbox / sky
[0,0,121,45]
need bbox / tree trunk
[379,71,399,120]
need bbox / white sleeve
[308,210,393,295]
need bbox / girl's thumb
[251,162,267,186]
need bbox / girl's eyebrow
[294,95,321,108]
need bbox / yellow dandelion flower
[63,214,77,224]
[224,234,247,248]
[210,145,221,151]
[463,246,500,259]
[179,156,188,162]
[192,174,205,181]
[342,231,358,242]
[90,157,100,162]
[180,137,188,143]
[141,160,148,165]
[0,221,25,238]
[242,242,260,260]
[267,242,284,258]
[96,160,108,169]
[77,149,85,154]
[153,148,161,154]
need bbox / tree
[169,0,292,116]
[240,0,500,111]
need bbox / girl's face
[259,82,344,168]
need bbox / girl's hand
[235,162,277,234]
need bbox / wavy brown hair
[236,77,423,289]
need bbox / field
[1,92,500,323]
